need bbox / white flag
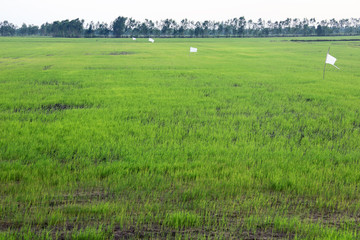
[326,53,339,69]
[132,37,136,40]
[149,38,154,43]
[190,47,197,53]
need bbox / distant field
[1,37,360,239]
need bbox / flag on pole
[190,47,197,53]
[149,38,154,43]
[325,53,339,69]
[132,37,136,40]
[323,47,339,79]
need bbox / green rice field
[1,37,360,239]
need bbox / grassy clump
[164,212,202,229]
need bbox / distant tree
[0,21,16,36]
[85,22,95,37]
[329,18,340,34]
[178,19,189,37]
[161,19,173,36]
[202,20,209,37]
[68,19,84,37]
[272,21,281,35]
[320,20,331,35]
[19,23,28,36]
[112,16,127,37]
[51,20,63,37]
[97,22,110,37]
[217,22,224,37]
[139,23,148,36]
[194,21,203,37]
[301,18,310,36]
[283,18,291,34]
[145,19,155,36]
[27,25,39,35]
[257,18,264,32]
[316,25,323,36]
[152,21,162,36]
[5,16,360,38]
[125,18,137,36]
[47,19,83,37]
[224,20,231,37]
[208,21,216,36]
[231,18,238,36]
[40,22,52,36]
[238,17,246,37]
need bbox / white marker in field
[132,37,136,40]
[149,38,154,43]
[325,53,339,69]
[190,47,197,53]
[323,47,340,79]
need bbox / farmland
[0,37,360,239]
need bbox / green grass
[1,36,360,239]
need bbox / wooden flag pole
[323,47,330,80]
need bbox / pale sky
[2,0,360,26]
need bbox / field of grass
[1,36,360,239]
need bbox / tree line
[1,17,360,38]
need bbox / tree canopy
[1,16,360,38]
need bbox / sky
[1,0,360,26]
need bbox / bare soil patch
[43,65,53,70]
[13,103,90,113]
[109,51,134,55]
[40,103,86,111]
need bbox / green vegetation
[1,37,360,239]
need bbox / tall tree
[161,19,176,36]
[27,25,39,35]
[0,21,16,36]
[85,21,95,37]
[19,24,28,36]
[238,17,246,37]
[316,25,323,36]
[112,16,127,37]
[202,21,209,37]
[145,19,154,36]
[139,23,148,36]
[178,19,189,37]
[194,21,203,37]
[96,22,110,37]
